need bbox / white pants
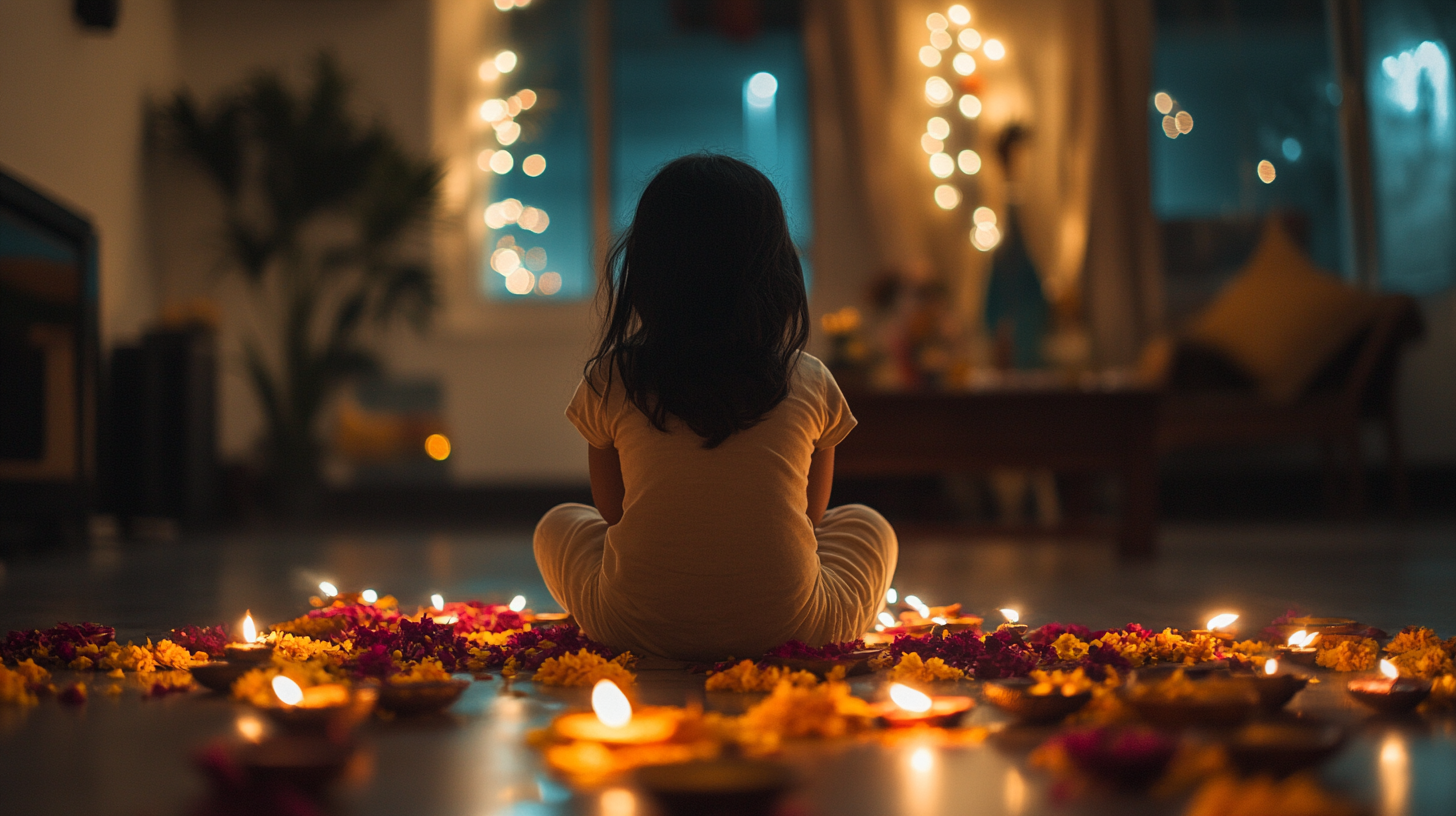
[533,503,898,661]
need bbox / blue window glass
[1365,0,1456,295]
[610,0,812,282]
[481,0,593,301]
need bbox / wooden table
[836,380,1161,559]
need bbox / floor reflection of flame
[1380,733,1409,816]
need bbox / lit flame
[905,595,931,617]
[999,608,1020,624]
[1265,658,1278,676]
[361,589,378,604]
[509,595,527,613]
[592,679,632,728]
[1286,629,1309,648]
[431,594,445,610]
[890,683,933,713]
[932,617,948,625]
[235,715,266,743]
[241,611,257,644]
[272,675,304,707]
[1380,659,1399,680]
[878,612,897,628]
[1205,613,1239,632]
[318,581,338,597]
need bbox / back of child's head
[588,154,809,448]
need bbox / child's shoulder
[790,352,841,396]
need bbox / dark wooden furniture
[0,167,100,549]
[1158,295,1425,515]
[836,382,1162,559]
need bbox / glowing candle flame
[932,617,947,625]
[999,608,1020,624]
[509,595,527,612]
[886,588,898,604]
[1380,659,1399,680]
[361,589,378,604]
[318,581,338,597]
[1265,658,1278,676]
[235,714,266,743]
[1286,629,1309,648]
[431,594,445,610]
[272,675,304,706]
[905,595,931,617]
[878,611,897,628]
[592,679,632,728]
[1205,613,1239,632]
[241,611,257,644]
[890,683,934,713]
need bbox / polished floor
[1,520,1454,815]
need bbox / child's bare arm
[807,446,835,527]
[588,444,625,525]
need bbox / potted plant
[157,54,442,510]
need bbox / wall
[0,0,177,346]
[151,0,596,484]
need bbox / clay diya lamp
[1246,658,1312,712]
[526,611,574,628]
[1273,617,1361,641]
[191,660,254,694]
[1225,721,1347,777]
[635,759,795,816]
[995,608,1028,638]
[1122,675,1259,729]
[1346,660,1431,715]
[224,611,274,666]
[376,678,471,716]
[552,680,680,745]
[264,676,377,736]
[1276,630,1323,667]
[764,649,883,679]
[983,678,1092,725]
[1187,613,1240,645]
[874,683,974,728]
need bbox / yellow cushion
[1186,218,1380,403]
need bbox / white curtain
[804,0,1163,367]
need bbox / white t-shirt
[565,352,857,660]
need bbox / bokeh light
[921,133,945,154]
[424,434,451,461]
[930,30,953,51]
[958,28,982,51]
[934,184,961,209]
[489,150,514,174]
[505,268,536,295]
[1153,92,1173,114]
[1174,111,1194,134]
[953,53,976,76]
[537,271,562,295]
[1257,160,1277,183]
[958,149,982,174]
[927,116,951,140]
[925,76,954,106]
[959,94,982,118]
[522,154,546,176]
[920,46,942,68]
[926,13,948,32]
[929,152,955,178]
[973,206,997,225]
[948,5,971,26]
[494,50,518,73]
[983,39,1006,60]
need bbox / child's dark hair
[586,154,809,448]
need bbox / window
[478,0,810,302]
[479,0,593,301]
[1365,0,1456,294]
[1151,1,1350,318]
